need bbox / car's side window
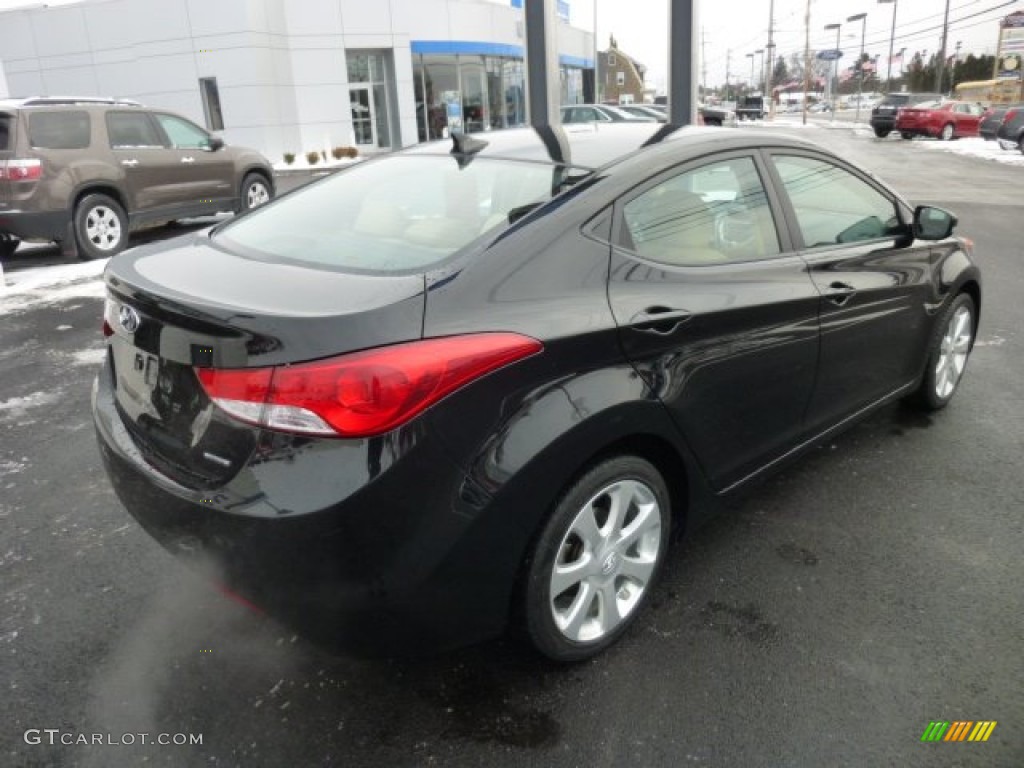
[29,111,91,149]
[155,114,212,149]
[106,111,163,149]
[771,154,902,249]
[621,156,781,266]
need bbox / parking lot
[2,125,1022,767]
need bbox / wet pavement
[2,129,1022,767]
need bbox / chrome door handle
[120,159,139,167]
[180,156,195,164]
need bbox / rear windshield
[0,116,11,150]
[216,155,582,272]
[28,111,91,149]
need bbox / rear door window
[28,111,91,149]
[0,115,11,149]
[106,111,164,148]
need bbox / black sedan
[93,124,980,661]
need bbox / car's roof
[405,123,824,171]
[0,96,144,110]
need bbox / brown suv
[0,97,274,260]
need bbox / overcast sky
[574,0,1018,91]
[0,0,1018,91]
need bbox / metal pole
[524,0,561,127]
[767,0,775,115]
[882,0,898,92]
[748,53,755,94]
[935,0,951,93]
[593,0,599,104]
[667,0,696,125]
[803,0,811,125]
[848,12,867,125]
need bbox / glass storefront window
[423,54,459,140]
[346,51,395,149]
[461,56,488,133]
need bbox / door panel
[153,113,234,210]
[106,110,179,212]
[350,87,374,146]
[766,152,935,431]
[607,154,820,491]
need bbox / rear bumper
[91,360,517,655]
[869,114,897,130]
[0,207,70,241]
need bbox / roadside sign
[817,49,843,61]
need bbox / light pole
[764,42,776,106]
[848,12,867,125]
[747,52,755,94]
[935,0,951,93]
[878,0,898,93]
[825,23,841,114]
[755,49,764,93]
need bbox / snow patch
[71,348,107,366]
[1,258,108,313]
[0,392,61,420]
[910,136,1024,167]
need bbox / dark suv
[870,92,941,138]
[995,105,1024,153]
[0,97,274,260]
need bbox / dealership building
[0,0,594,161]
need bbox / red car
[896,100,984,140]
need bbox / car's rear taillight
[1005,109,1018,122]
[195,333,543,438]
[0,158,43,181]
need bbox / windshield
[216,155,580,272]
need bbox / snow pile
[910,136,1024,167]
[0,258,108,313]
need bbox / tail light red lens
[1005,109,1018,122]
[195,333,543,438]
[0,158,43,181]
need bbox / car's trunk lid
[103,232,426,488]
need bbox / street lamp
[824,23,841,113]
[848,12,867,125]
[878,0,898,93]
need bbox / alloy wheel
[84,205,123,252]
[548,479,662,643]
[246,181,270,209]
[934,304,972,400]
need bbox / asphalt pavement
[1,131,1022,767]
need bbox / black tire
[1018,135,1024,155]
[522,455,671,662]
[73,193,128,260]
[940,123,955,141]
[237,173,273,213]
[908,293,976,411]
[0,233,19,259]
[873,127,890,138]
[900,131,914,140]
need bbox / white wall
[0,0,594,161]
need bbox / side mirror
[206,136,225,152]
[913,205,957,241]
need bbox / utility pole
[726,49,732,102]
[701,27,707,101]
[803,0,811,125]
[767,0,775,115]
[935,0,951,93]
